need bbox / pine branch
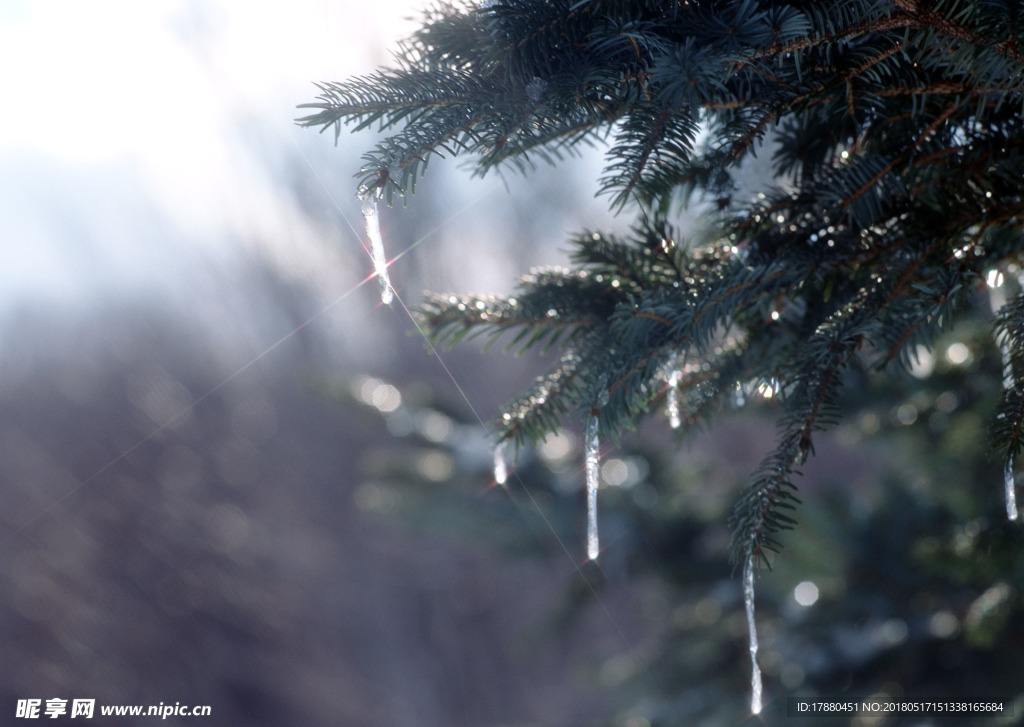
[419,268,614,352]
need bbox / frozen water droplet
[494,440,508,486]
[744,554,763,715]
[667,368,682,429]
[1005,458,1019,521]
[360,192,394,305]
[585,414,600,560]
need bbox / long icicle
[493,440,508,487]
[361,192,394,305]
[989,271,1019,520]
[1005,457,1019,521]
[743,553,764,715]
[585,413,600,560]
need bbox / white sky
[0,0,624,366]
[0,1,414,161]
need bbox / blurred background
[1,2,1022,726]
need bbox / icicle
[493,440,508,486]
[667,367,682,430]
[585,413,600,560]
[743,554,764,716]
[360,192,394,305]
[1005,458,1020,521]
[989,273,1018,521]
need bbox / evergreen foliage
[299,0,1024,570]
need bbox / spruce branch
[730,302,868,565]
[306,0,1024,587]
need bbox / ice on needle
[585,414,600,560]
[361,193,394,305]
[744,553,764,715]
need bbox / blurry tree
[300,0,1024,722]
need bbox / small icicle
[667,367,682,430]
[493,440,508,486]
[743,553,764,716]
[1005,457,1020,521]
[585,413,600,560]
[360,192,394,305]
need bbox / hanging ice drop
[585,413,600,560]
[360,193,394,305]
[493,440,508,486]
[743,553,764,715]
[667,367,682,430]
[1005,458,1019,521]
[734,381,746,408]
